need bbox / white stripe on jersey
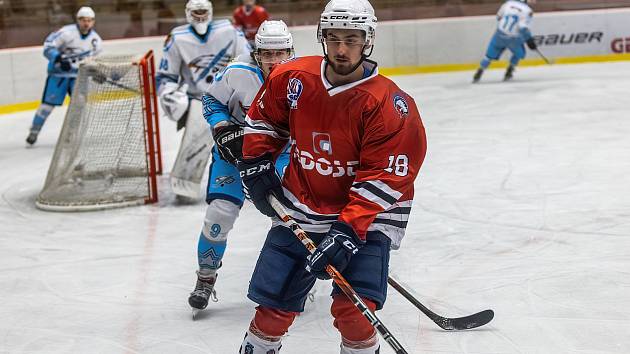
[350,180,403,210]
[272,188,411,249]
[244,115,285,139]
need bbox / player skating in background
[236,0,427,353]
[188,20,295,314]
[473,0,538,83]
[26,7,102,146]
[157,0,250,201]
[233,0,269,47]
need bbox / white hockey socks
[340,332,380,354]
[31,103,54,132]
[239,329,282,354]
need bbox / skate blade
[192,308,201,320]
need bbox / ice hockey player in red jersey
[236,0,427,353]
[233,0,269,46]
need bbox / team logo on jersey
[313,132,333,155]
[215,175,235,186]
[393,95,409,118]
[293,142,358,178]
[287,78,303,109]
[189,41,234,84]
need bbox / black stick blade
[435,309,494,330]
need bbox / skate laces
[194,271,219,302]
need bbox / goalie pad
[170,99,213,200]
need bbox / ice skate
[26,131,39,146]
[472,68,484,83]
[189,271,217,319]
[503,65,515,81]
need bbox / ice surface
[1,62,629,353]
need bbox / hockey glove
[160,83,190,123]
[526,37,537,50]
[56,55,72,72]
[237,154,282,217]
[306,221,364,280]
[213,124,244,165]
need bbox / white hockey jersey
[157,20,251,100]
[43,24,103,78]
[203,53,263,128]
[496,0,533,38]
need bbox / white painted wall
[1,8,629,106]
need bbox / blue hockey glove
[237,153,282,217]
[56,55,72,72]
[306,221,364,280]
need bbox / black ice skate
[503,66,515,81]
[26,131,38,145]
[472,68,484,83]
[189,271,217,319]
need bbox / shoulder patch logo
[287,78,303,109]
[393,95,409,118]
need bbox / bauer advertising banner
[531,9,630,57]
[1,8,630,106]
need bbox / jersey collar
[320,58,378,97]
[189,24,212,43]
[76,24,92,39]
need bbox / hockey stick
[387,276,494,330]
[85,67,140,94]
[268,195,409,354]
[534,48,554,65]
[102,78,140,94]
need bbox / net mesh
[37,54,152,210]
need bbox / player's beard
[328,56,360,76]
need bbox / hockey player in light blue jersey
[26,6,102,145]
[187,20,295,314]
[156,0,251,201]
[473,0,537,83]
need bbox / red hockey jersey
[244,56,427,248]
[232,5,269,42]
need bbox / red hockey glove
[306,221,364,280]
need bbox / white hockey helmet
[255,20,293,50]
[317,0,377,54]
[186,0,213,35]
[76,6,95,19]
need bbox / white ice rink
[1,61,629,354]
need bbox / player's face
[190,9,210,23]
[243,0,256,7]
[257,49,292,77]
[324,29,367,76]
[77,17,95,34]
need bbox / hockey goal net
[36,51,162,211]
